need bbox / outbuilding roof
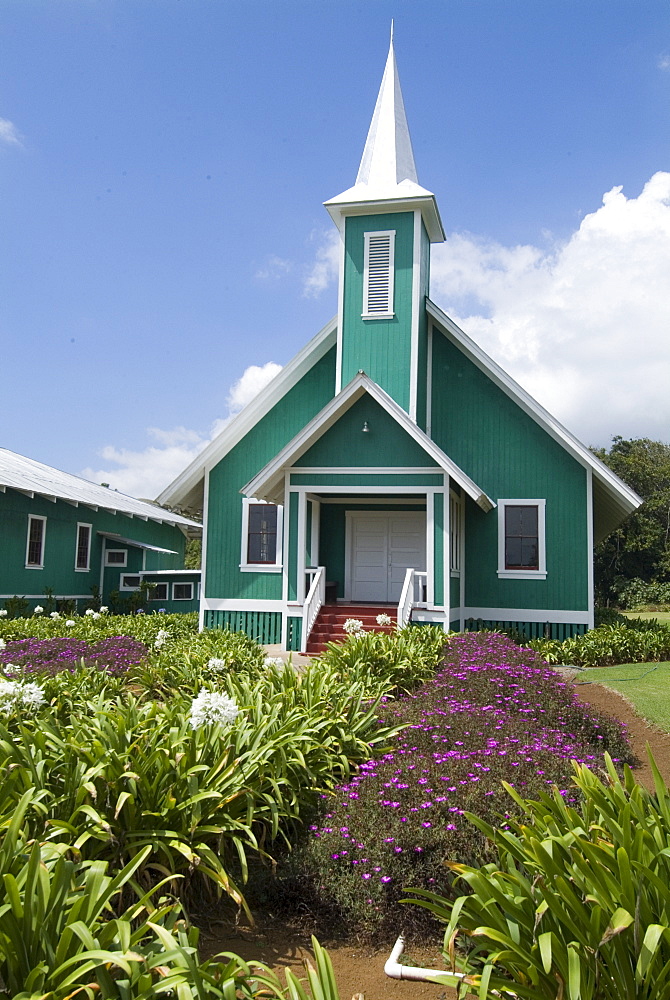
[0,448,201,529]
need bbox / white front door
[348,512,426,603]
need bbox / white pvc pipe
[384,935,518,997]
[384,934,464,983]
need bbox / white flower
[85,609,95,616]
[92,612,100,619]
[343,618,365,635]
[0,639,5,650]
[33,606,44,614]
[154,629,170,650]
[189,689,239,730]
[376,613,392,627]
[99,606,109,614]
[65,620,76,627]
[50,611,61,619]
[263,656,284,668]
[207,657,227,672]
[0,678,46,715]
[0,609,7,618]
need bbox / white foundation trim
[461,607,590,625]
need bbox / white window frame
[240,499,283,573]
[105,549,127,567]
[172,582,194,601]
[75,522,92,572]
[147,582,169,601]
[119,574,141,591]
[25,514,47,569]
[362,230,395,319]
[497,499,547,580]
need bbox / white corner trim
[409,210,421,421]
[463,607,590,625]
[586,467,594,630]
[497,499,546,579]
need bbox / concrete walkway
[263,644,313,668]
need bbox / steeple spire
[355,30,418,190]
[324,33,444,243]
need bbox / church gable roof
[241,371,494,511]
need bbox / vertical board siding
[341,213,414,409]
[462,619,586,640]
[287,493,299,602]
[203,610,282,644]
[286,616,302,651]
[431,332,588,615]
[205,346,337,602]
[416,220,431,430]
[294,395,438,468]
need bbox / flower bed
[285,632,633,939]
[0,635,149,675]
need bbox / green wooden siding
[294,395,438,469]
[431,332,588,613]
[290,474,442,487]
[287,492,299,601]
[286,616,302,651]
[341,212,414,408]
[205,346,336,601]
[449,574,460,609]
[0,489,186,612]
[415,220,431,430]
[203,610,282,643]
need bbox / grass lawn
[622,610,670,624]
[580,661,670,732]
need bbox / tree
[593,437,670,604]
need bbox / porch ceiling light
[362,421,370,433]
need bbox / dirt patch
[201,680,670,1000]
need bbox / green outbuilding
[160,38,640,651]
[0,448,201,615]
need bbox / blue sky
[1,1,669,499]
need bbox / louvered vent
[363,230,395,318]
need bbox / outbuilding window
[75,523,92,571]
[26,515,46,569]
[362,230,395,319]
[497,500,546,580]
[148,583,169,601]
[173,582,194,601]
[240,499,283,572]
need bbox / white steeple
[355,26,419,190]
[325,30,444,242]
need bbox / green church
[160,38,640,652]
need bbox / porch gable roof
[241,372,494,511]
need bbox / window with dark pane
[76,525,90,569]
[505,505,539,570]
[27,517,45,566]
[247,504,278,564]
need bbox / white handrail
[397,569,429,627]
[301,565,325,653]
[397,568,415,627]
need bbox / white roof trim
[0,448,201,528]
[426,299,642,514]
[158,316,338,509]
[97,532,178,554]
[241,372,494,511]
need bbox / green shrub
[616,577,670,611]
[316,625,446,693]
[530,621,670,666]
[405,753,670,1000]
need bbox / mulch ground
[202,678,670,1000]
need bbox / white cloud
[430,172,670,447]
[659,53,670,71]
[0,117,22,147]
[255,255,293,281]
[82,362,282,499]
[303,229,340,297]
